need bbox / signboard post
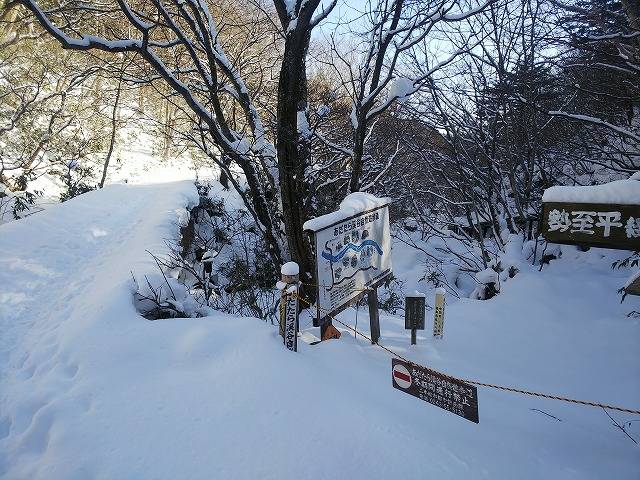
[392,358,479,423]
[405,293,426,345]
[304,196,393,339]
[367,287,381,344]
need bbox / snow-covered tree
[11,0,342,282]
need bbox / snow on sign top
[542,173,640,205]
[303,192,391,232]
[407,290,426,298]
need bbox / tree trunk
[99,75,122,188]
[622,0,640,30]
[275,14,317,285]
[349,124,366,193]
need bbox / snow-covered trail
[0,182,638,479]
[0,182,199,477]
[0,182,196,375]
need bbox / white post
[433,288,446,338]
[279,262,299,352]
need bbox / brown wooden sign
[392,359,479,423]
[542,202,640,250]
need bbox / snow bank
[542,173,640,205]
[0,181,200,477]
[303,192,391,232]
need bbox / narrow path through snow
[1,183,194,378]
[0,182,197,477]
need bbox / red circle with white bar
[392,363,412,389]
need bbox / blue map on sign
[321,240,383,262]
[321,236,384,288]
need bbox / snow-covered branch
[548,111,640,143]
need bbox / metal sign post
[405,293,426,345]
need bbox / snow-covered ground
[0,181,639,479]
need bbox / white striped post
[433,288,446,338]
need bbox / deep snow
[0,181,639,479]
[542,172,640,204]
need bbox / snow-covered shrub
[53,160,96,202]
[612,252,640,303]
[133,181,281,322]
[215,247,280,320]
[133,271,203,320]
[402,217,419,232]
[538,242,562,268]
[0,183,40,223]
[470,267,500,300]
[377,277,405,314]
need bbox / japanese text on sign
[548,209,638,237]
[284,294,298,352]
[542,202,640,251]
[392,359,479,423]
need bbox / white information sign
[311,204,392,318]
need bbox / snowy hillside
[1,182,638,479]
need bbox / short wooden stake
[433,288,446,338]
[367,288,380,344]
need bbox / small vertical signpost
[433,287,446,339]
[279,262,299,352]
[405,292,426,345]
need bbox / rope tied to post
[300,281,374,293]
[292,292,640,416]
